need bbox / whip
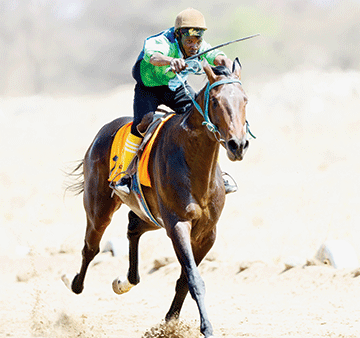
[186,33,260,61]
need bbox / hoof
[71,274,84,294]
[62,273,83,294]
[112,277,134,295]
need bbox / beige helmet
[175,8,207,31]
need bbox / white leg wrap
[112,277,134,295]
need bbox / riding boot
[222,172,238,194]
[115,132,143,195]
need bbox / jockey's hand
[170,58,187,73]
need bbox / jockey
[116,8,238,195]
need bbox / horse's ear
[232,57,242,79]
[203,59,217,84]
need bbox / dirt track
[1,69,360,337]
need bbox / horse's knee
[187,271,205,300]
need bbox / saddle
[109,110,174,187]
[128,110,174,185]
[108,110,175,227]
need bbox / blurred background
[1,0,359,95]
[1,2,360,335]
[1,0,360,263]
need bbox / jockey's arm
[214,55,233,70]
[149,52,187,73]
[149,52,232,73]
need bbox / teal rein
[175,72,241,134]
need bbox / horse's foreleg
[113,211,158,295]
[166,231,215,322]
[165,269,188,321]
[166,221,214,338]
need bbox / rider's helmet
[175,8,207,38]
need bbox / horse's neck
[178,91,220,180]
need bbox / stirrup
[115,176,132,195]
[222,172,238,194]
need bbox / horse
[64,58,250,338]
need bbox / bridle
[173,61,256,142]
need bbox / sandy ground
[1,68,360,337]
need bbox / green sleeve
[143,35,179,62]
[199,40,226,65]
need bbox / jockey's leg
[115,132,142,194]
[115,82,159,195]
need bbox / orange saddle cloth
[108,115,174,187]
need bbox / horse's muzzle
[226,137,249,161]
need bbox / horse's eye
[211,97,218,108]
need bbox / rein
[174,62,256,141]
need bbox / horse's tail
[64,160,84,196]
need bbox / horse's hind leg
[71,178,121,294]
[71,218,110,294]
[113,211,158,294]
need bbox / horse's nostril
[228,138,249,154]
[228,139,239,152]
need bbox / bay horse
[65,58,249,338]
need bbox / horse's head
[202,58,249,161]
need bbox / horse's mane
[193,65,232,100]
